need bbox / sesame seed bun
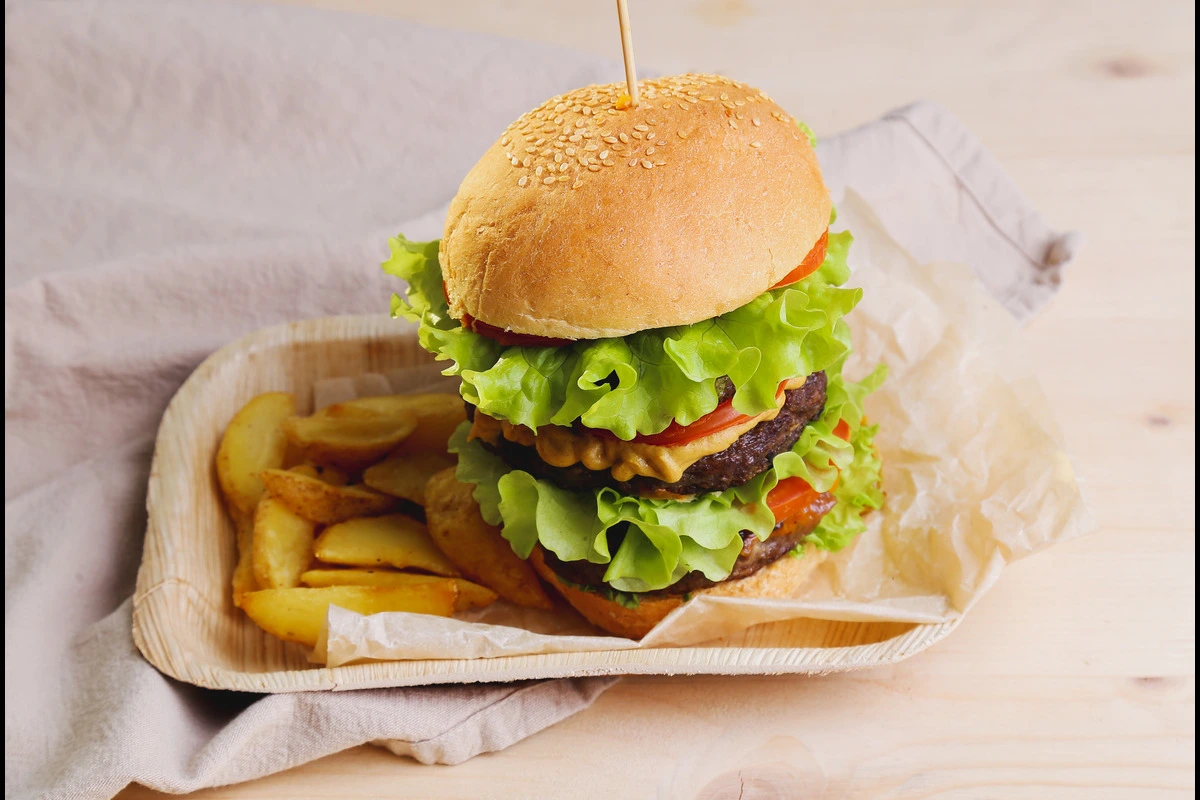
[440,74,831,341]
[529,542,828,640]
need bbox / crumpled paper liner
[313,190,1094,667]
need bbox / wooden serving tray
[133,315,959,692]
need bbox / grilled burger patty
[473,371,827,498]
[541,489,836,596]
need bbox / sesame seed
[569,134,583,142]
[729,120,738,128]
[554,152,563,163]
[701,95,715,101]
[578,155,588,166]
[604,136,618,144]
[686,96,698,103]
[634,123,649,131]
[628,157,638,166]
[619,132,630,143]
[641,159,654,169]
[752,118,761,126]
[510,157,519,166]
[522,156,532,167]
[543,176,555,185]
[647,132,656,140]
[534,138,546,146]
[575,119,585,128]
[588,164,601,171]
[557,174,568,182]
[599,150,610,160]
[582,131,594,138]
[646,147,656,155]
[554,116,564,124]
[750,141,762,148]
[565,147,576,156]
[501,136,510,145]
[655,160,665,166]
[558,162,569,172]
[584,143,599,151]
[536,166,544,177]
[518,176,529,187]
[602,159,615,166]
[719,93,729,100]
[677,130,688,139]
[582,106,592,115]
[736,112,744,120]
[632,131,643,139]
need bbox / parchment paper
[312,189,1094,667]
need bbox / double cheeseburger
[384,74,884,638]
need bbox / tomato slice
[590,384,787,446]
[771,230,829,289]
[766,476,830,526]
[833,419,851,441]
[462,312,576,348]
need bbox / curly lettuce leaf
[450,366,884,593]
[384,233,859,439]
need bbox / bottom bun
[530,543,828,640]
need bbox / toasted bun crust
[441,74,831,340]
[530,543,827,640]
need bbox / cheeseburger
[384,74,884,638]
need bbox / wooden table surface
[120,1,1195,797]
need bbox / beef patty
[541,489,836,596]
[475,371,827,498]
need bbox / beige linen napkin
[4,1,1078,798]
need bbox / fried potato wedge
[300,568,497,611]
[314,514,459,576]
[261,469,396,524]
[362,452,455,506]
[288,462,350,486]
[251,497,317,589]
[240,584,458,648]
[230,506,257,607]
[336,394,465,455]
[216,392,296,517]
[281,408,418,470]
[424,468,554,609]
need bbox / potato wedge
[230,506,257,607]
[314,514,459,576]
[300,568,497,611]
[251,497,317,589]
[282,408,418,470]
[288,462,350,486]
[424,468,554,609]
[335,394,465,455]
[240,584,458,648]
[362,452,454,506]
[216,392,296,517]
[261,469,396,524]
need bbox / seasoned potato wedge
[230,506,258,607]
[314,514,459,576]
[362,451,454,506]
[281,407,418,470]
[216,392,296,517]
[260,469,396,524]
[300,568,497,611]
[288,462,350,486]
[240,584,458,648]
[335,394,465,455]
[424,468,554,609]
[251,497,317,589]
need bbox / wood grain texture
[119,0,1195,796]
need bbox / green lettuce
[383,231,859,440]
[450,366,884,593]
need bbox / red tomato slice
[771,230,829,289]
[833,419,851,441]
[590,384,787,446]
[766,476,830,526]
[462,313,575,348]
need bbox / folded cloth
[3,1,1079,798]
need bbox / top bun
[440,74,831,340]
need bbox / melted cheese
[470,377,807,484]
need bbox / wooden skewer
[615,0,640,107]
